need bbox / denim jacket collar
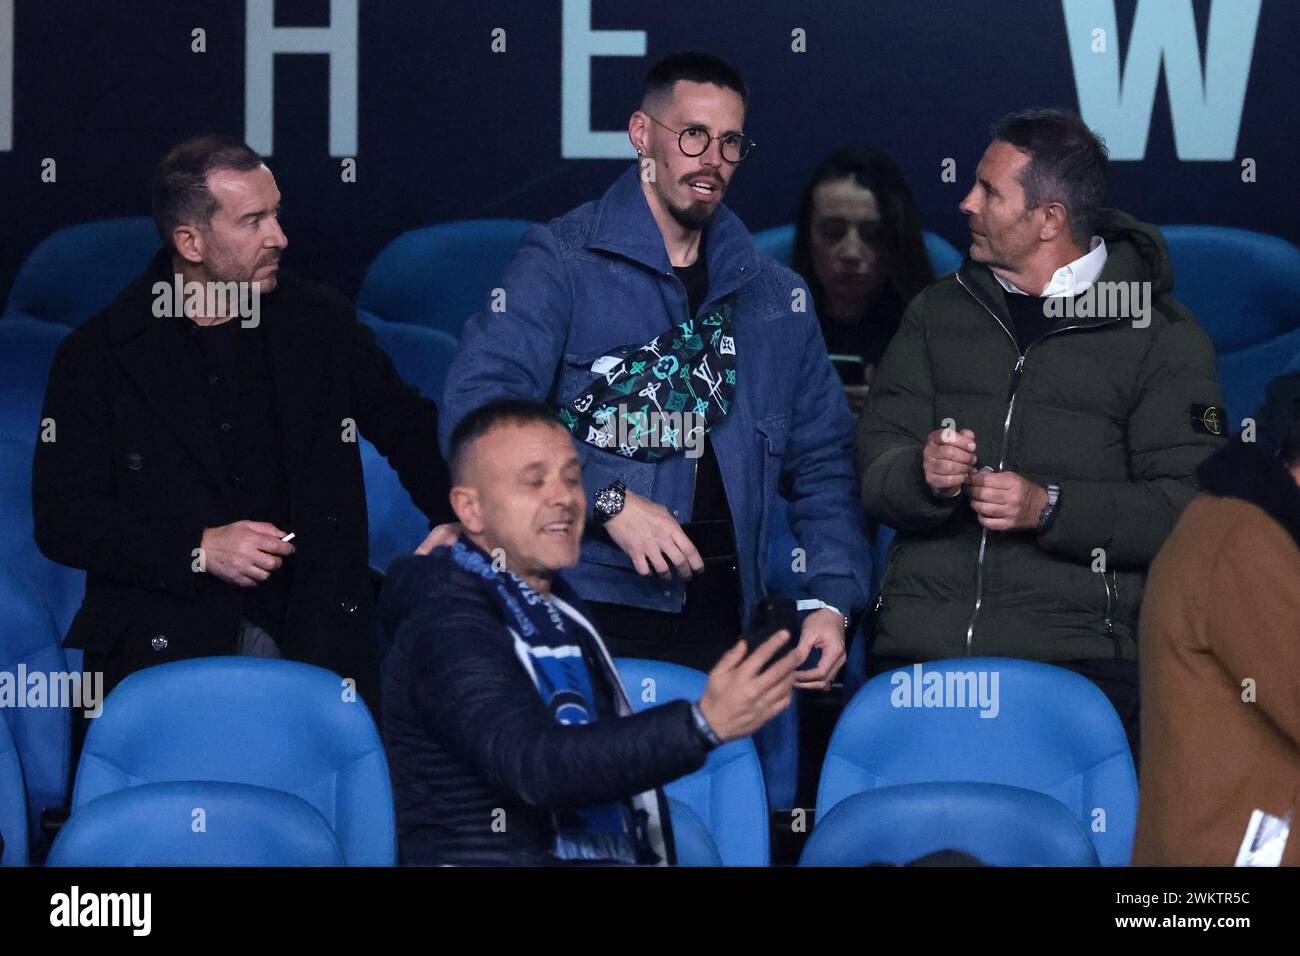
[587,164,760,307]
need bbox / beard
[665,194,717,231]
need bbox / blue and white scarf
[449,537,671,865]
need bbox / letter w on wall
[1063,0,1261,160]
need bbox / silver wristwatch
[593,480,627,524]
[1038,482,1062,531]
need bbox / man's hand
[793,607,847,690]
[698,632,798,742]
[966,471,1048,531]
[604,489,705,580]
[416,522,462,555]
[923,427,977,496]
[199,520,294,588]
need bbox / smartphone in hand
[743,597,800,670]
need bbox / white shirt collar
[993,236,1108,297]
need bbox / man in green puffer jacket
[856,109,1226,760]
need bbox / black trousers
[868,655,1141,770]
[587,557,743,674]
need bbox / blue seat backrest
[48,780,347,867]
[73,657,396,865]
[358,220,534,337]
[799,781,1099,867]
[1161,226,1300,419]
[3,217,160,327]
[0,562,71,855]
[818,657,1136,865]
[615,657,770,866]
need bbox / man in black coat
[32,135,455,711]
[382,399,795,865]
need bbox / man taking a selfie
[382,400,797,865]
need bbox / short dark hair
[643,51,747,111]
[152,135,264,252]
[990,108,1108,247]
[449,399,567,483]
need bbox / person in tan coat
[1134,371,1300,866]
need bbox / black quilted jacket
[379,549,710,865]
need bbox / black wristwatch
[1037,482,1062,531]
[593,480,628,524]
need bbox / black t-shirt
[672,251,732,541]
[582,244,742,664]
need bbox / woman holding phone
[792,146,935,414]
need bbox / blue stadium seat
[356,312,460,571]
[72,657,396,865]
[48,781,347,866]
[0,437,85,638]
[923,231,965,275]
[0,319,68,444]
[2,217,160,327]
[358,219,535,338]
[361,437,432,576]
[0,564,71,857]
[1160,226,1300,420]
[359,310,458,403]
[0,712,29,866]
[818,658,1136,866]
[666,797,723,867]
[751,223,963,276]
[615,658,770,866]
[799,782,1099,867]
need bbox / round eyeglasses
[644,113,756,163]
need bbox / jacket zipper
[682,453,698,610]
[1102,569,1114,634]
[670,269,698,609]
[955,273,1022,655]
[953,273,1116,655]
[1103,569,1122,657]
[872,539,901,615]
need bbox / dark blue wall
[2,0,1297,304]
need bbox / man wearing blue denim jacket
[438,53,869,686]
